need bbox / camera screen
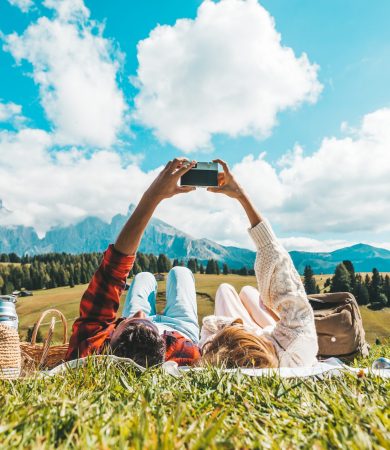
[181,169,218,187]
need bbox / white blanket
[46,355,390,379]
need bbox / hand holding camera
[146,158,196,201]
[206,159,245,199]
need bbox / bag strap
[31,308,68,345]
[309,292,355,304]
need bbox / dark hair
[112,322,166,367]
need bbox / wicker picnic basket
[20,308,69,371]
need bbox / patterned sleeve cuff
[247,219,277,249]
[103,244,136,279]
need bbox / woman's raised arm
[207,158,263,228]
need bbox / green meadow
[0,342,389,448]
[0,274,388,448]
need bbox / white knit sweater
[200,219,318,367]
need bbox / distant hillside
[1,204,390,272]
[290,243,390,273]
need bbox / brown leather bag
[308,292,369,360]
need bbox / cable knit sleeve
[248,220,318,367]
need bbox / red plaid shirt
[66,244,201,365]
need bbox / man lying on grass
[66,158,201,367]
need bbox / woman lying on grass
[199,159,318,368]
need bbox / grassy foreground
[0,343,389,449]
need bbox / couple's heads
[110,313,165,367]
[201,321,278,368]
[109,312,278,370]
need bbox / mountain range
[0,204,389,273]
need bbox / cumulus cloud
[0,128,156,235]
[275,108,390,234]
[133,0,322,151]
[0,101,25,126]
[7,0,34,13]
[3,0,126,147]
[279,237,354,253]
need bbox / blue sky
[0,0,390,251]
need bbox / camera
[180,162,218,187]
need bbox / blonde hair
[201,322,278,369]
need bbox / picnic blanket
[45,355,390,379]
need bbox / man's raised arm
[115,158,196,256]
[66,158,196,360]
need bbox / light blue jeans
[122,267,199,343]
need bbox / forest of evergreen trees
[303,261,390,310]
[0,251,246,294]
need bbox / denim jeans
[122,267,199,343]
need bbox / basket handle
[39,316,56,368]
[31,308,68,345]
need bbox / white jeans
[122,267,200,343]
[215,283,277,329]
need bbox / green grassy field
[0,343,389,449]
[3,274,390,448]
[16,274,390,344]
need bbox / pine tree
[355,279,369,305]
[342,260,356,291]
[370,268,382,303]
[172,259,179,267]
[222,263,229,275]
[215,261,220,275]
[384,275,390,303]
[330,263,352,293]
[148,254,158,273]
[206,259,216,274]
[187,259,197,273]
[324,278,331,289]
[132,261,141,275]
[199,263,205,274]
[137,253,150,272]
[157,254,172,273]
[303,265,317,295]
[4,280,15,294]
[378,293,388,308]
[239,266,248,276]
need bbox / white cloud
[279,237,353,253]
[133,0,322,151]
[225,108,390,239]
[42,0,89,22]
[0,101,25,126]
[0,128,156,235]
[275,108,390,234]
[3,0,126,148]
[7,0,34,13]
